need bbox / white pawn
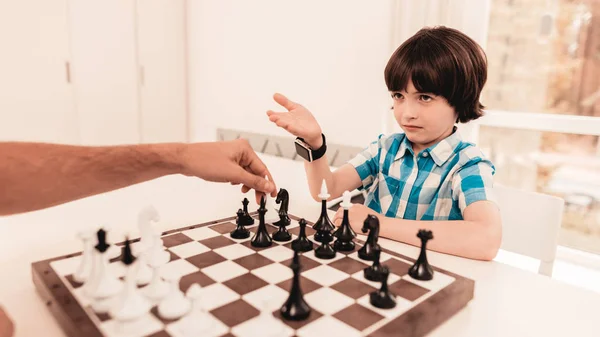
[341,190,352,209]
[138,205,160,253]
[319,179,330,200]
[73,228,95,283]
[177,284,214,336]
[157,275,191,320]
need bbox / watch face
[295,141,312,161]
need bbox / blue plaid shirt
[348,129,495,221]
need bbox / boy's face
[391,80,458,153]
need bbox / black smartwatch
[295,134,327,162]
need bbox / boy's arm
[379,201,501,260]
[333,201,502,261]
[266,93,364,201]
[0,139,276,216]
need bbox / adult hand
[178,139,277,203]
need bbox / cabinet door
[0,0,77,144]
[137,0,188,143]
[68,0,140,145]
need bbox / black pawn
[364,245,384,282]
[231,209,251,239]
[408,229,434,281]
[358,215,380,261]
[312,197,335,243]
[369,266,396,309]
[314,228,336,260]
[240,198,255,226]
[121,237,135,266]
[333,206,356,251]
[250,196,273,248]
[280,250,311,321]
[95,228,110,253]
[291,219,313,252]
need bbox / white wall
[188,0,395,148]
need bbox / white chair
[493,184,565,277]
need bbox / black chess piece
[250,196,273,248]
[231,209,251,239]
[291,219,314,252]
[121,237,135,266]
[280,249,312,321]
[272,188,292,242]
[239,198,255,226]
[358,215,380,261]
[408,229,434,281]
[312,183,335,243]
[333,200,356,251]
[364,245,384,282]
[95,228,110,253]
[369,266,396,309]
[314,227,336,259]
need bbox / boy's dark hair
[384,26,487,123]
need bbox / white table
[0,154,599,337]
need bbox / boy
[266,26,501,261]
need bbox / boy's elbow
[479,222,502,261]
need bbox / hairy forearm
[0,142,183,215]
[379,217,501,261]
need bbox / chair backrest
[493,184,565,276]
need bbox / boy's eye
[391,93,403,100]
[419,95,433,102]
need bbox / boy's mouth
[402,125,423,130]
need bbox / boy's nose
[402,105,418,119]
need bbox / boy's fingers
[273,93,298,111]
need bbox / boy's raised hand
[266,93,323,148]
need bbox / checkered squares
[41,213,471,337]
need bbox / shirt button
[422,152,429,157]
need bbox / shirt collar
[394,126,462,166]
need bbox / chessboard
[31,191,475,337]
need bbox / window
[481,0,600,254]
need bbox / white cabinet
[0,0,187,145]
[68,0,140,145]
[137,0,188,144]
[0,0,78,144]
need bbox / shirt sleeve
[451,156,496,214]
[347,134,383,191]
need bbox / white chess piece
[145,230,170,266]
[138,205,160,252]
[110,252,152,321]
[341,190,352,209]
[141,253,170,301]
[264,194,279,224]
[157,275,191,320]
[177,284,214,336]
[318,179,330,200]
[255,298,286,337]
[83,245,123,300]
[73,229,94,283]
[134,253,152,286]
